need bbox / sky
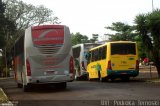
[21,0,160,40]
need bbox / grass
[146,78,160,83]
[0,88,9,103]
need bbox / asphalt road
[0,77,160,106]
[0,66,160,106]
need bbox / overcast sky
[22,0,160,40]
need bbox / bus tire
[17,83,23,88]
[110,78,115,82]
[23,85,30,92]
[101,77,108,82]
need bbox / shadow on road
[25,84,69,93]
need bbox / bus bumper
[107,69,139,78]
[27,74,74,84]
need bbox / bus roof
[109,41,136,44]
[72,43,100,48]
[32,25,65,30]
[89,41,136,51]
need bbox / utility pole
[152,0,154,11]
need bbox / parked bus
[72,43,100,80]
[12,25,74,91]
[87,41,139,81]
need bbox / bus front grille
[36,44,62,54]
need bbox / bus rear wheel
[23,85,30,92]
[17,83,23,88]
[101,77,108,82]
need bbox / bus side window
[72,47,81,58]
[95,49,99,61]
[86,51,91,64]
[15,36,24,56]
[102,46,106,59]
[91,50,94,62]
[99,47,102,60]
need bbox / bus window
[73,46,81,58]
[87,51,91,64]
[94,49,99,61]
[111,43,136,55]
[102,46,106,59]
[15,36,24,56]
[98,48,102,60]
[91,50,94,62]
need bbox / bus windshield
[111,43,136,55]
[32,27,64,46]
[73,46,81,58]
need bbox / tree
[0,0,6,49]
[0,0,16,54]
[4,0,60,30]
[134,35,146,59]
[3,0,60,44]
[105,22,136,41]
[0,0,16,77]
[71,32,89,45]
[135,9,160,78]
[89,34,98,43]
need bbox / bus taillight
[107,60,112,70]
[26,59,31,76]
[136,60,139,70]
[69,56,74,74]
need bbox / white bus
[12,25,74,91]
[72,43,100,80]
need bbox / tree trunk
[154,56,160,78]
[151,49,160,78]
[155,65,160,78]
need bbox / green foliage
[3,0,60,49]
[0,0,6,49]
[105,22,137,41]
[2,67,10,77]
[0,0,60,71]
[134,35,145,58]
[71,32,89,45]
[0,34,5,49]
[4,0,60,30]
[135,9,160,77]
[0,0,16,75]
[0,0,16,58]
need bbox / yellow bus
[87,41,139,81]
